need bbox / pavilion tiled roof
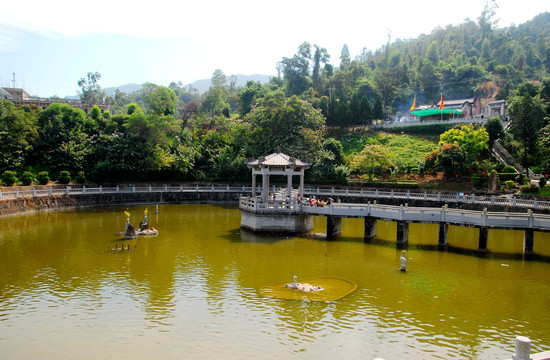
[247,152,310,168]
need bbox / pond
[0,203,549,359]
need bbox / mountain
[187,74,272,93]
[103,83,143,97]
[102,74,273,96]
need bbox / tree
[478,0,499,42]
[32,103,91,174]
[350,92,362,125]
[340,44,351,69]
[508,82,546,166]
[438,124,489,164]
[334,100,352,128]
[435,143,468,179]
[238,81,262,117]
[312,45,330,91]
[483,115,504,149]
[123,111,181,172]
[211,69,227,88]
[200,69,229,116]
[360,96,373,124]
[278,42,312,96]
[322,138,345,164]
[373,96,384,120]
[245,93,325,161]
[78,72,105,104]
[0,99,38,173]
[349,144,392,179]
[374,64,405,107]
[144,85,177,116]
[426,41,440,65]
[481,39,492,61]
[416,58,440,101]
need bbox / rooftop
[247,152,310,168]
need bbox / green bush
[531,165,544,174]
[333,165,350,185]
[471,173,487,187]
[516,173,525,185]
[75,171,86,184]
[1,171,18,186]
[520,184,539,194]
[37,171,50,185]
[501,165,516,173]
[58,171,71,184]
[539,176,547,188]
[505,180,515,190]
[497,173,518,182]
[19,171,34,186]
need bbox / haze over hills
[102,74,272,97]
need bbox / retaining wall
[0,191,244,217]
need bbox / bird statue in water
[400,250,407,271]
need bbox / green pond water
[1,203,550,359]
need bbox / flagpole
[440,93,443,121]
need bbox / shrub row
[1,170,87,186]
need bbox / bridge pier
[438,223,449,247]
[396,221,409,245]
[327,216,342,238]
[240,211,313,233]
[524,229,534,255]
[479,227,488,252]
[364,217,377,243]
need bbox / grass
[337,131,437,172]
[536,186,550,197]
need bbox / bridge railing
[2,184,550,211]
[239,197,550,230]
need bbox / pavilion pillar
[251,173,256,197]
[287,171,293,197]
[262,172,269,202]
[299,171,304,196]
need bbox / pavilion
[246,152,310,202]
[240,152,314,234]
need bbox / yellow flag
[409,94,416,112]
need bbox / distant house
[480,100,507,120]
[1,87,110,114]
[1,87,32,100]
[435,98,481,119]
[408,97,485,121]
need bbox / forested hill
[339,11,550,114]
[104,10,550,121]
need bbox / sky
[0,0,548,98]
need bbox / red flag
[439,93,444,110]
[409,94,416,112]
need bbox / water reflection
[0,204,550,359]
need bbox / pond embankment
[0,191,242,216]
